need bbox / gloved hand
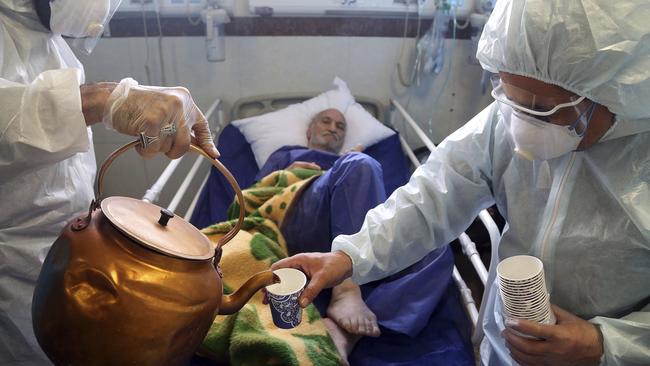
[102,78,219,159]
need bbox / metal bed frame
[390,99,496,332]
[142,94,494,335]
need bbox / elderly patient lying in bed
[257,108,383,359]
[198,106,474,365]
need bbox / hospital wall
[79,35,493,214]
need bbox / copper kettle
[32,141,277,366]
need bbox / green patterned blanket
[199,168,343,366]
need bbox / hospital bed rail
[390,98,497,328]
[141,97,224,220]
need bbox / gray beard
[309,134,342,154]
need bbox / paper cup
[501,292,549,310]
[499,274,545,288]
[501,290,548,306]
[503,301,550,320]
[499,282,547,298]
[265,268,307,329]
[497,255,544,282]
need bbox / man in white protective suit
[0,0,220,364]
[273,1,650,365]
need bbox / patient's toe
[365,318,381,337]
[327,281,381,337]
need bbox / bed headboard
[230,93,385,122]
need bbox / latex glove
[102,78,219,159]
[286,161,321,170]
[503,304,604,366]
[271,251,353,308]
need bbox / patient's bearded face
[307,109,346,154]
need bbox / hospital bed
[143,94,496,365]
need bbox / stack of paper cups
[497,255,556,333]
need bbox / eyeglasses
[490,76,596,136]
[491,83,586,117]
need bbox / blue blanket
[264,147,385,254]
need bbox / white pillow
[232,77,395,168]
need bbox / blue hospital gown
[258,146,386,256]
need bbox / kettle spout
[219,270,279,315]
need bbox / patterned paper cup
[266,268,307,329]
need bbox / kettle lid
[101,197,214,260]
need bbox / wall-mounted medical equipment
[201,3,230,62]
[118,0,206,15]
[118,0,238,16]
[469,0,493,93]
[468,12,487,65]
[248,0,437,17]
[116,0,483,18]
[398,0,465,87]
[117,0,232,62]
[398,0,493,87]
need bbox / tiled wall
[79,35,492,215]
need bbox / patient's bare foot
[323,318,358,366]
[326,279,381,337]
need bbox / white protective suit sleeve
[332,105,497,285]
[0,68,89,184]
[590,303,650,365]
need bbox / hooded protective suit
[0,1,96,364]
[332,1,650,365]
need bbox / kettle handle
[95,140,245,249]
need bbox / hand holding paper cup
[266,268,307,329]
